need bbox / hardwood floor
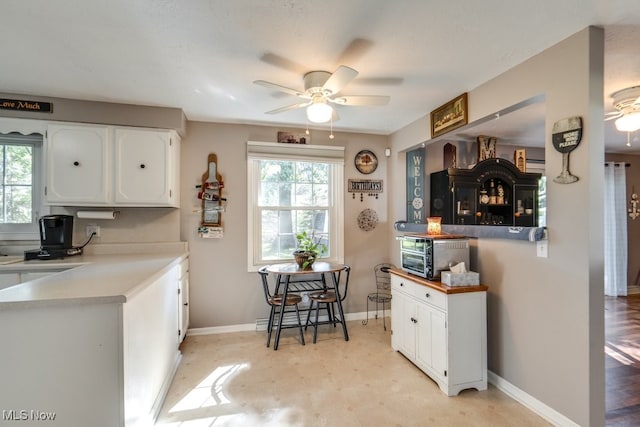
[605,294,640,425]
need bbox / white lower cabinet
[178,257,190,343]
[390,271,487,396]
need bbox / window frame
[0,132,46,240]
[247,141,344,271]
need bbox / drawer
[413,285,447,311]
[391,275,414,295]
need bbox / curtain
[604,162,628,296]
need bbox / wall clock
[354,149,378,174]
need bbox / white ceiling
[3,1,640,152]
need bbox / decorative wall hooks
[348,179,383,201]
[629,191,639,220]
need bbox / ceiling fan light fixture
[306,100,333,123]
[615,111,640,132]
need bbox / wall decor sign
[430,92,468,138]
[406,147,426,223]
[0,98,53,113]
[477,135,497,161]
[348,179,383,201]
[552,116,582,184]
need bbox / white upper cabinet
[45,124,180,207]
[114,128,179,206]
[46,124,110,204]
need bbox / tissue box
[441,271,479,287]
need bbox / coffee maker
[24,215,83,260]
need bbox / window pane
[295,183,313,206]
[313,183,328,205]
[5,185,31,223]
[259,182,279,206]
[6,145,32,184]
[295,162,314,183]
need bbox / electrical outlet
[86,224,100,237]
[536,240,548,258]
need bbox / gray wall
[389,27,604,426]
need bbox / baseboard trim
[488,371,578,426]
[187,311,374,336]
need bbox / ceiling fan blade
[265,101,310,115]
[322,66,358,95]
[259,52,307,74]
[330,95,390,106]
[254,80,306,98]
[604,112,623,121]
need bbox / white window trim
[246,141,344,271]
[0,132,48,240]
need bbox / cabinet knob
[410,317,417,323]
[425,293,430,298]
[183,302,189,306]
[73,161,80,166]
[400,282,404,287]
[140,164,146,169]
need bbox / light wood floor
[605,294,640,426]
[156,319,550,426]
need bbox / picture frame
[477,135,497,161]
[430,93,468,138]
[277,131,309,144]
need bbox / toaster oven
[400,235,470,279]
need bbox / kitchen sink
[0,256,24,265]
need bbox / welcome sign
[406,147,426,223]
[0,98,53,113]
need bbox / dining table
[265,261,349,349]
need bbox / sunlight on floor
[605,342,637,365]
[170,363,249,413]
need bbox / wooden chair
[362,263,394,331]
[258,266,305,350]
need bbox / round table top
[266,261,346,275]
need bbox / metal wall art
[357,208,379,231]
[552,116,582,184]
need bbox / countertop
[390,268,488,294]
[0,243,188,309]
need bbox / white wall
[389,27,604,426]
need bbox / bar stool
[258,266,305,350]
[305,265,350,343]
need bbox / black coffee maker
[25,215,82,260]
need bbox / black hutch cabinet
[430,158,542,226]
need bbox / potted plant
[293,231,327,269]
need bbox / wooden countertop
[390,268,488,294]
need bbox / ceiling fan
[253,65,390,123]
[605,86,640,132]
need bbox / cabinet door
[415,303,447,381]
[391,290,416,359]
[114,128,179,206]
[178,259,189,344]
[46,124,110,204]
[452,183,478,225]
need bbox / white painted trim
[488,371,579,427]
[186,311,377,336]
[150,352,182,425]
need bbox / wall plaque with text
[0,98,53,113]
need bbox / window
[0,133,44,239]
[247,141,344,270]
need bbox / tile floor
[156,319,550,426]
